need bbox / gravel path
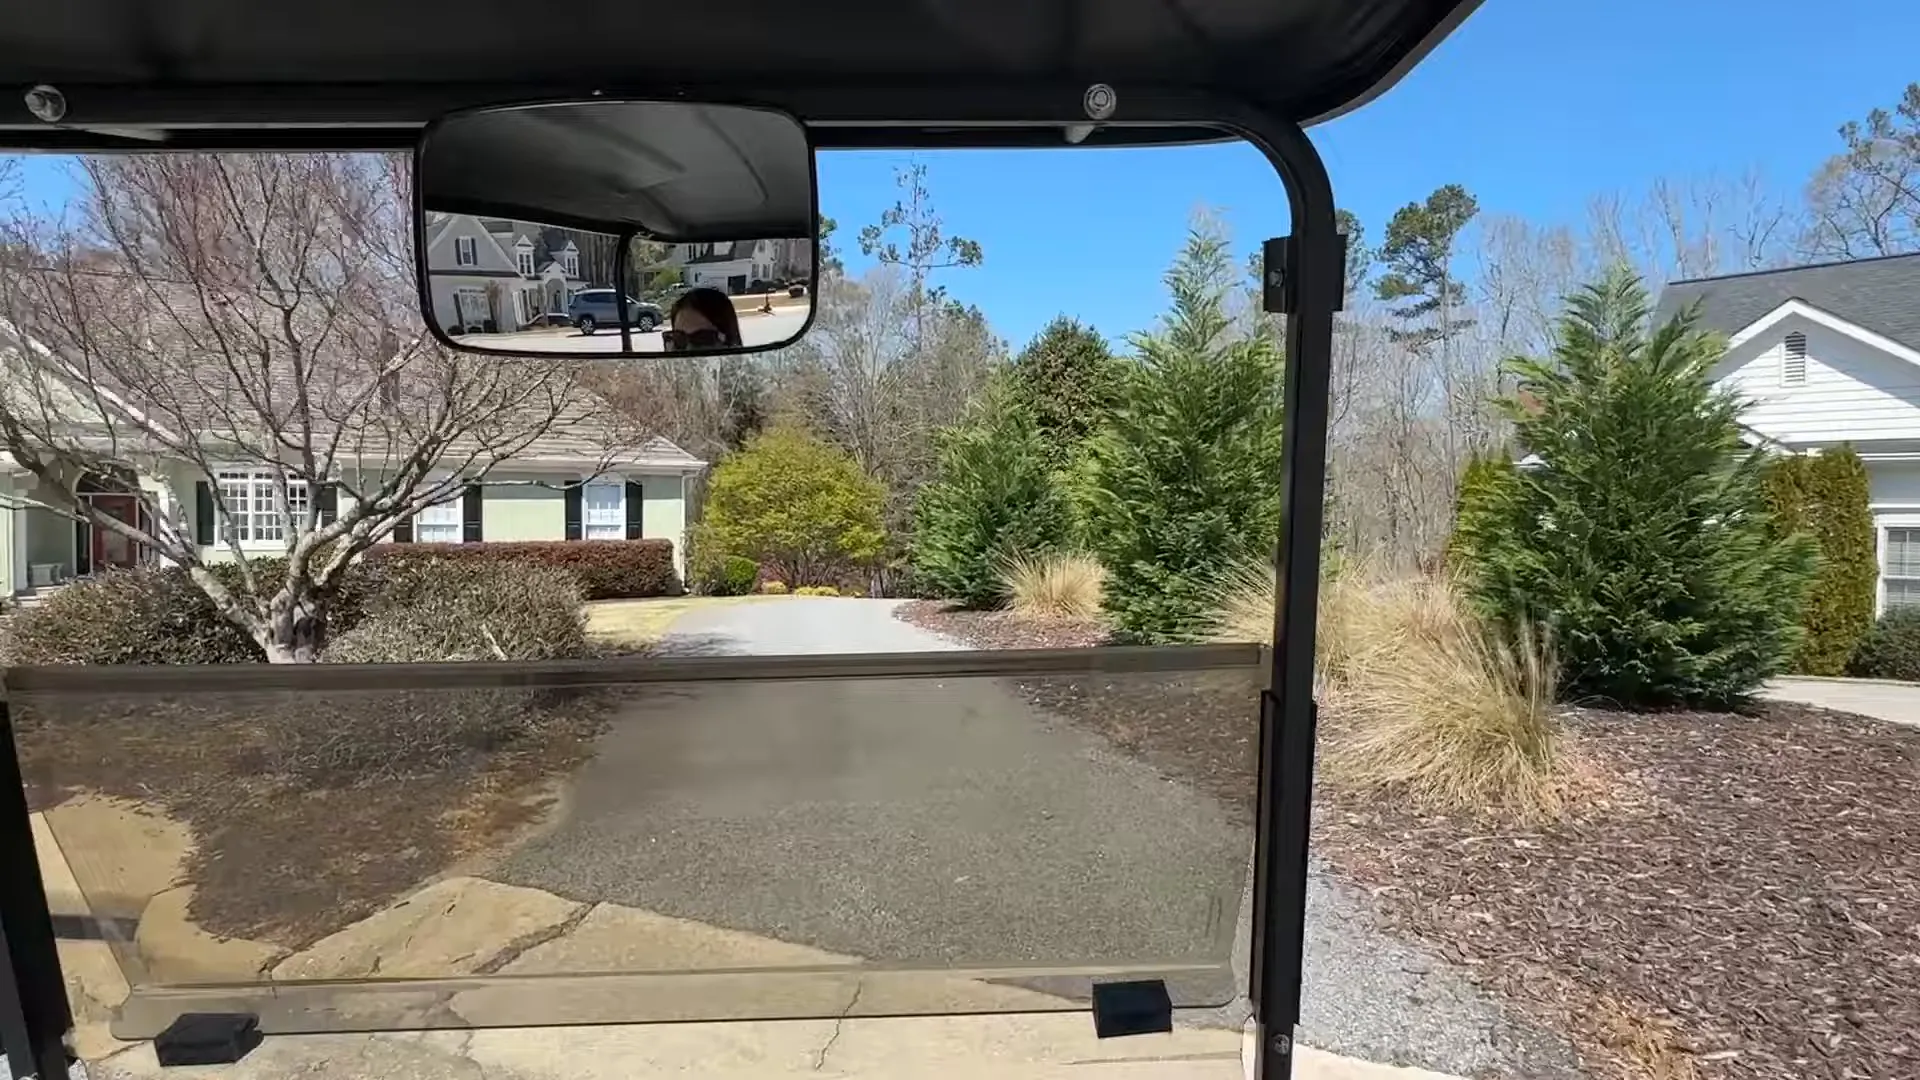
[658,595,962,655]
[496,598,1572,1078]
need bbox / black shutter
[564,483,584,541]
[463,484,484,543]
[315,483,338,527]
[625,480,644,540]
[74,519,90,576]
[194,482,215,545]
[391,515,413,543]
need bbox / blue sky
[8,0,1919,350]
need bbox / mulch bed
[896,600,1258,821]
[893,603,1920,1079]
[895,600,1114,650]
[13,686,610,950]
[1314,702,1920,1080]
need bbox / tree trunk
[254,589,331,663]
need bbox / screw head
[1270,1033,1292,1055]
[1082,83,1117,121]
[23,84,66,123]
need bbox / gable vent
[1782,331,1808,386]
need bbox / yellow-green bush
[1764,448,1875,675]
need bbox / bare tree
[1800,85,1920,260]
[0,153,638,661]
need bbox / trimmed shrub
[4,568,261,665]
[1763,449,1876,675]
[365,539,678,600]
[1452,269,1817,708]
[697,555,760,597]
[794,585,841,597]
[762,580,789,595]
[912,384,1073,608]
[694,426,887,588]
[325,561,588,663]
[1847,608,1920,682]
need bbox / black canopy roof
[0,0,1482,150]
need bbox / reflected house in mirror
[424,212,588,335]
[657,237,815,297]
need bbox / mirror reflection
[414,100,817,357]
[424,216,813,354]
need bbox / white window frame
[415,491,463,544]
[582,479,625,540]
[1878,514,1920,615]
[212,468,310,548]
[563,252,579,277]
[455,236,478,267]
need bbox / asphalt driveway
[490,598,1577,1078]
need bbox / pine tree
[1077,220,1287,643]
[1455,267,1817,707]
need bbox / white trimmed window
[517,250,535,276]
[455,236,478,267]
[416,493,463,543]
[583,481,624,539]
[1886,527,1920,610]
[215,470,308,545]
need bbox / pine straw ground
[900,605,1920,1080]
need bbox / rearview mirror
[414,100,818,357]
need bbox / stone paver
[38,797,192,919]
[1765,676,1920,728]
[270,877,586,981]
[135,886,286,985]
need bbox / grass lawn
[585,594,779,649]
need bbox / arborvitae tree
[1076,220,1287,643]
[1005,316,1120,469]
[911,383,1072,608]
[1453,267,1817,707]
[1763,447,1876,675]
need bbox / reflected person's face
[668,307,725,352]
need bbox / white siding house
[1655,253,1920,614]
[423,214,585,332]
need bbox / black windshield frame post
[0,701,75,1080]
[1240,117,1339,1080]
[615,227,635,352]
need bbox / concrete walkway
[1764,676,1920,727]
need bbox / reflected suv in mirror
[568,289,665,334]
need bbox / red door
[88,494,144,570]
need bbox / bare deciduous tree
[0,153,639,661]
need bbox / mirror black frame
[410,97,822,360]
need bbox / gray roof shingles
[1653,253,1920,351]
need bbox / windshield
[9,42,1920,1080]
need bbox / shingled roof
[1653,253,1920,351]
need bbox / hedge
[1848,608,1920,683]
[4,568,263,666]
[364,539,679,600]
[1763,449,1876,675]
